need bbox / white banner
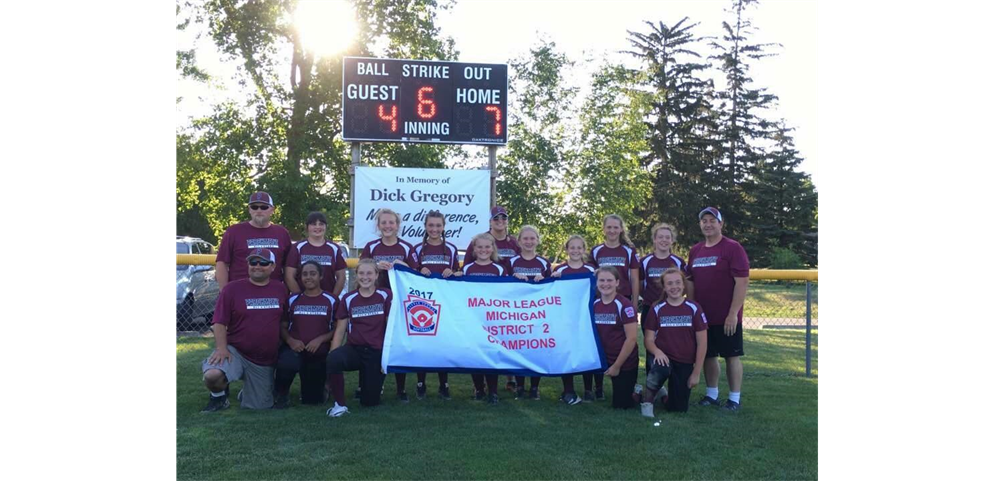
[354,166,490,248]
[383,266,606,375]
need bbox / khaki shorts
[202,345,275,409]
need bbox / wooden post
[349,142,362,250]
[488,145,497,207]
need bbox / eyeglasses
[250,204,270,210]
[249,260,273,266]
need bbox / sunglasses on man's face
[493,215,508,220]
[249,260,273,266]
[250,204,270,210]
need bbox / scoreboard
[342,57,508,145]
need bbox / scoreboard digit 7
[342,57,508,145]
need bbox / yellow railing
[177,254,817,281]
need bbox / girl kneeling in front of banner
[360,208,414,403]
[461,233,508,404]
[640,267,707,417]
[325,259,393,416]
[508,225,552,401]
[592,266,641,410]
[551,235,596,405]
[409,210,460,400]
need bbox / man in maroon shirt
[215,191,293,289]
[686,207,750,411]
[202,248,289,411]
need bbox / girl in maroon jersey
[325,259,392,416]
[360,208,414,403]
[640,267,708,417]
[639,222,688,375]
[508,225,552,400]
[460,233,507,404]
[588,214,640,400]
[409,210,458,400]
[550,234,596,405]
[592,266,641,409]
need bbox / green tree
[574,62,653,252]
[710,0,780,249]
[497,40,577,258]
[626,18,722,248]
[178,0,456,242]
[748,123,818,267]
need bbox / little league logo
[404,294,442,336]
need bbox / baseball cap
[698,207,723,222]
[246,248,276,263]
[248,192,274,206]
[491,206,508,219]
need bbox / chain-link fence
[742,279,818,378]
[177,261,817,376]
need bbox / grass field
[177,330,817,480]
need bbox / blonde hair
[603,214,634,248]
[650,222,677,246]
[517,225,540,241]
[356,258,378,274]
[470,232,502,263]
[564,234,589,262]
[374,208,402,236]
[654,267,688,305]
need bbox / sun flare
[294,0,358,58]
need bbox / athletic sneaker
[474,390,486,401]
[655,385,668,405]
[529,387,540,400]
[439,385,452,401]
[396,392,410,403]
[272,393,290,409]
[583,390,595,402]
[697,395,720,407]
[416,382,427,400]
[201,395,230,413]
[562,392,582,406]
[723,399,741,411]
[326,402,349,417]
[595,388,605,401]
[488,393,500,405]
[640,402,655,418]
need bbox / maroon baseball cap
[698,207,723,222]
[246,248,276,263]
[490,206,508,219]
[248,192,274,207]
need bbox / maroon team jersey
[461,261,507,277]
[286,291,338,357]
[412,240,460,274]
[361,239,415,289]
[286,240,348,293]
[509,254,552,280]
[592,295,639,371]
[590,244,640,297]
[216,222,292,282]
[336,288,392,350]
[553,262,597,276]
[645,299,708,365]
[639,253,688,305]
[687,237,750,326]
[212,279,289,365]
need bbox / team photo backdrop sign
[354,166,490,248]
